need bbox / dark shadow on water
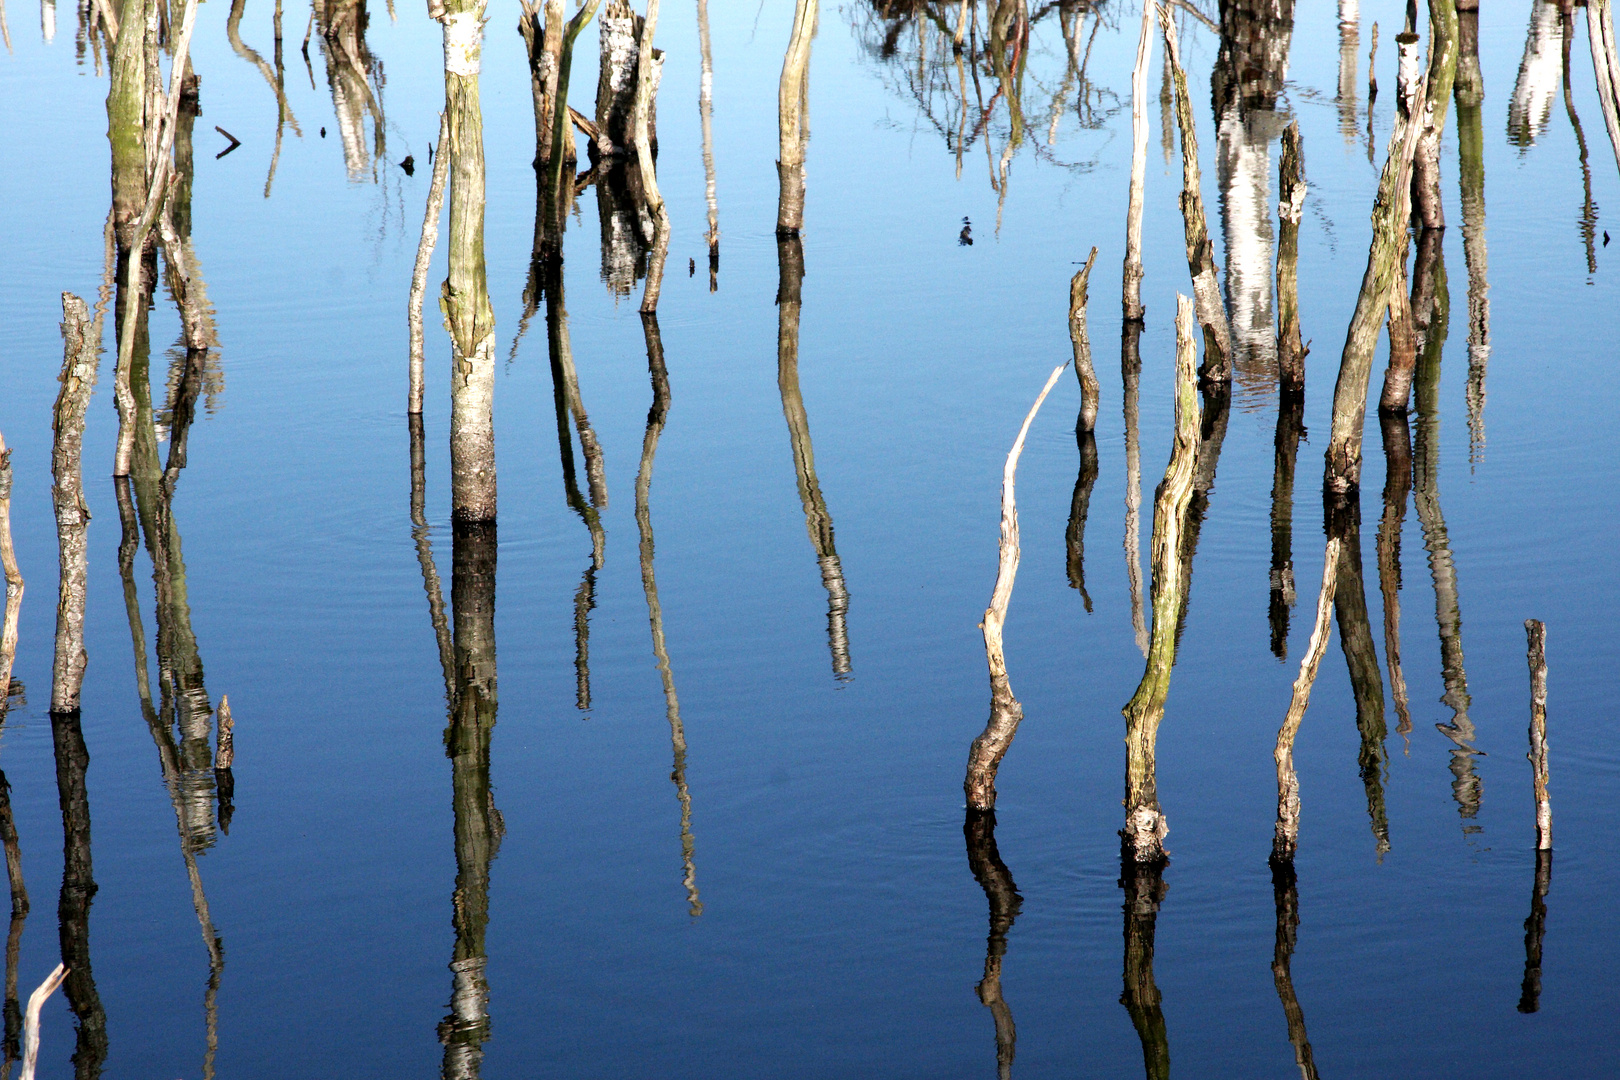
[1066,421,1098,610]
[1519,849,1552,1013]
[1120,857,1169,1080]
[965,810,1020,1080]
[1270,861,1321,1079]
[1328,487,1389,859]
[52,708,106,1080]
[1268,389,1304,659]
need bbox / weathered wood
[1410,0,1457,229]
[1158,6,1232,382]
[0,435,21,711]
[1588,0,1620,179]
[776,0,816,234]
[1275,120,1307,391]
[409,111,450,415]
[1122,319,1148,657]
[632,0,670,314]
[697,0,718,287]
[18,963,66,1080]
[1271,529,1340,865]
[963,360,1068,811]
[1323,67,1427,493]
[1334,497,1389,856]
[539,0,600,251]
[51,296,97,715]
[214,695,234,770]
[441,0,497,522]
[594,0,661,157]
[1122,0,1152,320]
[965,810,1021,1080]
[1525,619,1550,850]
[1068,246,1099,431]
[1120,297,1200,862]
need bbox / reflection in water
[0,765,22,1077]
[697,0,719,289]
[1508,1,1561,148]
[776,234,852,679]
[313,0,386,181]
[964,811,1019,1080]
[411,415,457,704]
[1518,849,1552,1013]
[1330,492,1389,857]
[636,310,701,916]
[1376,410,1412,743]
[1268,389,1302,659]
[1337,0,1359,144]
[1121,319,1148,657]
[1067,424,1098,610]
[1558,3,1599,275]
[1457,3,1489,464]
[1213,0,1294,395]
[1120,859,1169,1080]
[52,709,107,1080]
[1174,385,1229,645]
[1270,863,1321,1079]
[226,0,303,196]
[439,522,500,1080]
[1410,253,1483,830]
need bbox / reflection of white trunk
[1218,104,1285,392]
[1337,0,1359,142]
[41,0,53,41]
[1509,1,1563,146]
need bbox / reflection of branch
[1120,859,1169,1080]
[411,415,456,704]
[226,0,303,142]
[1270,863,1321,1079]
[1517,849,1552,1013]
[1268,392,1302,660]
[1559,7,1598,275]
[1377,412,1412,744]
[1065,427,1097,610]
[636,312,701,917]
[1333,495,1389,858]
[965,811,1020,1080]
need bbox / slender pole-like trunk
[409,112,450,415]
[0,436,20,709]
[1276,121,1306,391]
[965,811,1021,1080]
[441,0,497,522]
[1271,528,1341,865]
[0,768,24,1076]
[1588,0,1620,178]
[962,360,1068,811]
[410,415,455,703]
[1525,619,1550,850]
[1270,863,1321,1079]
[697,0,718,288]
[1120,859,1170,1080]
[1268,389,1303,659]
[1068,246,1098,430]
[776,0,816,234]
[1159,8,1231,382]
[1120,298,1200,862]
[1122,0,1152,320]
[52,297,98,715]
[1409,0,1456,229]
[637,311,701,917]
[1122,319,1148,657]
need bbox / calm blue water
[1,0,1618,1075]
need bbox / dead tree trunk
[409,111,451,415]
[1068,246,1099,431]
[1410,0,1457,229]
[963,361,1068,811]
[595,0,661,157]
[777,0,816,234]
[0,435,20,709]
[1525,619,1550,850]
[1120,297,1200,862]
[1122,320,1148,657]
[1122,0,1152,320]
[51,296,98,715]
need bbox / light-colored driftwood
[0,434,20,706]
[1158,5,1231,382]
[1122,321,1148,658]
[1276,121,1307,391]
[441,0,497,522]
[776,0,817,233]
[1525,619,1550,850]
[1119,297,1200,862]
[1271,533,1344,864]
[1323,69,1427,492]
[409,111,451,415]
[1122,0,1152,320]
[1590,0,1620,178]
[19,963,67,1080]
[51,296,98,715]
[964,360,1069,812]
[1068,246,1099,431]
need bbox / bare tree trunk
[777,0,816,234]
[0,435,20,710]
[1276,120,1306,392]
[1409,0,1456,229]
[1271,529,1341,865]
[1122,320,1148,658]
[1159,8,1232,382]
[963,361,1067,811]
[1323,70,1426,493]
[697,0,718,288]
[1525,619,1550,850]
[1122,0,1152,320]
[1120,297,1200,863]
[51,296,98,715]
[409,111,450,416]
[1068,246,1098,430]
[595,0,660,157]
[632,0,671,314]
[1589,0,1620,178]
[441,0,497,522]
[965,810,1021,1080]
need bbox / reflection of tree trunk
[1331,493,1389,857]
[1122,320,1148,657]
[1337,0,1359,143]
[1175,385,1229,645]
[1457,9,1489,465]
[776,235,851,680]
[1517,849,1551,1013]
[1509,1,1562,148]
[1268,390,1302,660]
[636,312,701,917]
[594,159,655,299]
[1377,411,1412,742]
[0,771,25,1075]
[1559,5,1599,275]
[1410,264,1481,829]
[964,811,1020,1080]
[53,709,108,1080]
[440,522,498,1080]
[1270,863,1320,1080]
[1120,859,1169,1080]
[313,0,385,181]
[1066,426,1098,610]
[52,296,98,715]
[1121,300,1200,863]
[411,414,456,704]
